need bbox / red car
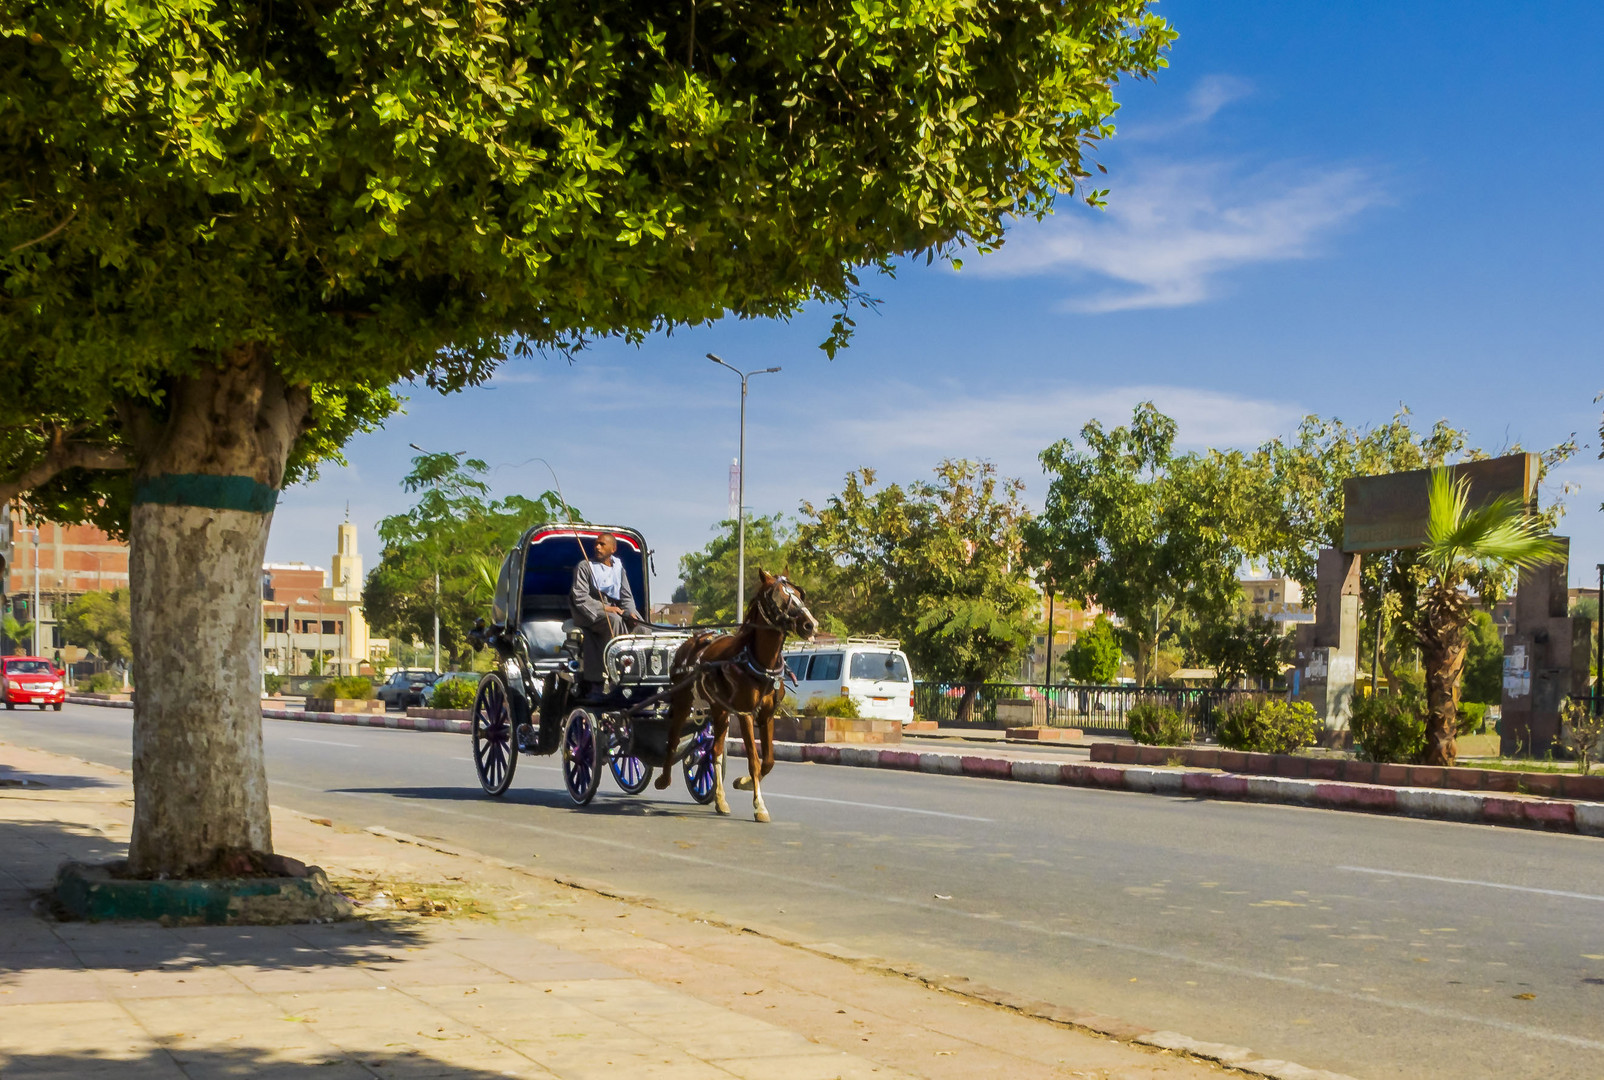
[2,656,66,711]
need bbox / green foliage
[801,694,860,719]
[429,677,479,711]
[795,460,1037,691]
[1064,615,1123,685]
[1350,693,1427,764]
[1457,701,1488,735]
[58,588,132,664]
[1561,700,1604,774]
[677,515,819,626]
[81,671,123,693]
[1127,702,1191,746]
[311,676,374,701]
[1460,610,1503,705]
[1027,403,1248,686]
[2,614,34,655]
[1571,597,1599,622]
[1192,605,1289,688]
[364,452,573,669]
[1215,699,1321,755]
[263,673,285,696]
[0,0,1173,528]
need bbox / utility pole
[433,568,441,675]
[1595,563,1603,716]
[707,354,781,616]
[22,524,40,657]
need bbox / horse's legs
[711,708,731,815]
[737,709,768,823]
[655,686,693,790]
[759,706,776,780]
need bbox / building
[261,522,383,676]
[1,503,130,660]
[650,602,696,627]
[1238,570,1313,630]
[1023,591,1103,683]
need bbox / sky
[267,0,1604,599]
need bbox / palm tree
[1404,469,1560,766]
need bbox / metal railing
[913,681,1285,740]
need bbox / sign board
[1342,453,1538,553]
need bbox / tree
[58,588,133,666]
[364,452,571,670]
[796,460,1037,721]
[2,613,34,656]
[1063,615,1122,685]
[1460,609,1503,705]
[677,515,809,626]
[0,1,1171,877]
[1401,470,1559,766]
[1191,604,1288,689]
[1027,403,1246,686]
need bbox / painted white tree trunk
[128,501,275,876]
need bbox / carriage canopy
[492,525,650,654]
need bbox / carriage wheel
[609,754,653,795]
[561,708,603,806]
[682,720,718,805]
[472,672,517,797]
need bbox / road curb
[61,696,1603,837]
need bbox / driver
[569,531,641,680]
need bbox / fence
[913,682,1285,740]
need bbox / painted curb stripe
[133,473,279,513]
[59,697,1604,837]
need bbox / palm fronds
[1423,468,1561,579]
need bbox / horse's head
[752,569,818,641]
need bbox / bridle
[751,576,815,637]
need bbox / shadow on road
[331,784,716,819]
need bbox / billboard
[1341,453,1538,553]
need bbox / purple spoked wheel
[561,707,603,806]
[609,752,652,795]
[471,673,516,797]
[682,720,718,805]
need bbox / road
[5,703,1604,1079]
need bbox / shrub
[311,675,374,701]
[1216,699,1321,755]
[82,671,122,693]
[263,673,285,696]
[801,694,859,719]
[1350,693,1426,763]
[1127,702,1191,746]
[1457,701,1488,736]
[429,677,479,710]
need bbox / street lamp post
[410,443,465,675]
[707,354,781,616]
[19,525,40,657]
[1595,563,1603,716]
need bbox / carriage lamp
[618,653,636,676]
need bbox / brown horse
[658,569,817,821]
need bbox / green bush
[1457,701,1488,735]
[311,676,374,701]
[263,673,285,696]
[1127,702,1191,746]
[429,677,479,710]
[81,671,122,693]
[1350,693,1426,763]
[1216,699,1321,754]
[801,694,859,719]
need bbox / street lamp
[409,443,464,674]
[18,525,39,657]
[707,354,782,616]
[1595,563,1603,717]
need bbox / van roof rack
[783,636,902,652]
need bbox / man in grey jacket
[570,532,641,680]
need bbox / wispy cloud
[1123,74,1255,140]
[972,158,1382,312]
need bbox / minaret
[329,520,362,602]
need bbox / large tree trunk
[125,349,309,878]
[1417,587,1469,768]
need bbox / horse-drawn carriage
[465,523,816,819]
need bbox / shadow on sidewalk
[0,767,116,791]
[0,817,430,976]
[0,1043,536,1077]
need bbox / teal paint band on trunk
[133,474,279,514]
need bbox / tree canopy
[364,451,571,668]
[58,587,133,666]
[796,460,1036,716]
[1063,614,1122,684]
[676,515,820,627]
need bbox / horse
[657,569,817,822]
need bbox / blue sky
[268,0,1604,598]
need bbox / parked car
[375,669,438,711]
[782,638,915,723]
[2,656,66,711]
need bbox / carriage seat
[520,614,575,662]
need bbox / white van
[783,638,916,724]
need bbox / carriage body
[468,523,717,804]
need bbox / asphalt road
[5,703,1604,1079]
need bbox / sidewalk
[1,741,1321,1080]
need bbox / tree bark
[1417,587,1469,768]
[956,684,978,724]
[125,349,309,878]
